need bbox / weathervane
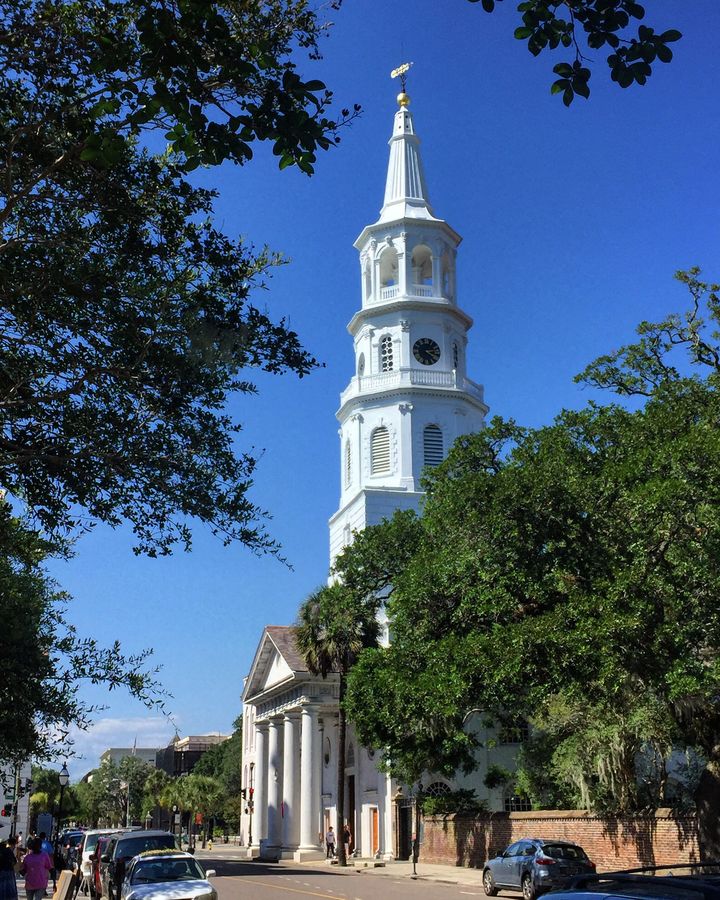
[390,61,414,106]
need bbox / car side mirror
[205,870,216,879]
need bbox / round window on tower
[357,353,365,376]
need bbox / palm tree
[295,583,380,866]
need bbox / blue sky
[47,0,720,779]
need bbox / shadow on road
[209,859,348,880]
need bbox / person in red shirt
[20,838,51,900]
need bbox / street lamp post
[56,764,69,841]
[53,763,69,885]
[247,762,254,848]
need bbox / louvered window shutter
[423,424,444,467]
[371,427,391,474]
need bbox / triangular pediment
[242,626,307,703]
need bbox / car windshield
[131,859,205,884]
[118,837,175,859]
[84,835,100,853]
[543,844,588,860]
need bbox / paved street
[203,858,486,900]
[194,848,488,900]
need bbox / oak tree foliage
[0,506,163,762]
[345,269,720,826]
[0,0,355,761]
[469,0,681,105]
[0,0,357,556]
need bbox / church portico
[242,630,346,860]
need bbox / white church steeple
[379,95,434,223]
[328,88,488,566]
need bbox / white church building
[239,89,523,862]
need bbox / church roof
[265,625,308,673]
[242,625,311,703]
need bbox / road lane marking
[234,878,346,900]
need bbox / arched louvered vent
[344,441,352,488]
[371,426,391,475]
[424,424,444,467]
[380,335,394,372]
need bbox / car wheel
[522,875,536,900]
[483,870,499,897]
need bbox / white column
[300,705,319,849]
[316,717,325,842]
[253,722,268,846]
[431,252,441,296]
[267,717,283,847]
[382,770,395,860]
[282,712,300,849]
[398,402,414,489]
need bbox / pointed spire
[379,94,435,224]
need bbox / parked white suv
[77,830,122,897]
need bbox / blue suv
[483,838,595,900]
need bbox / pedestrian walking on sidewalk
[20,838,51,900]
[342,825,351,859]
[325,827,336,859]
[0,837,19,900]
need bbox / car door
[100,837,116,898]
[495,842,523,886]
[505,841,534,888]
[516,841,540,887]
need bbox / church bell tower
[328,85,488,564]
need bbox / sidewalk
[194,843,486,888]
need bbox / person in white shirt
[325,827,336,859]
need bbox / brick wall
[421,809,699,871]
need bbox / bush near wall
[421,810,699,871]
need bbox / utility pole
[9,764,19,839]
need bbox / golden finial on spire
[390,62,414,107]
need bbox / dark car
[549,864,720,900]
[99,831,177,900]
[483,838,595,900]
[58,829,85,870]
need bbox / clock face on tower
[413,337,441,366]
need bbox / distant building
[155,734,229,777]
[99,747,159,768]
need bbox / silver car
[120,851,216,900]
